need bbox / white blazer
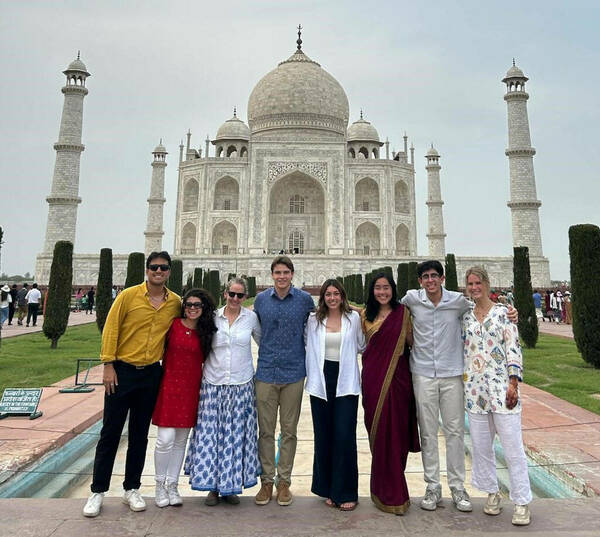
[304,310,366,400]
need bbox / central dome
[247,49,349,136]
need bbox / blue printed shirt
[253,286,314,384]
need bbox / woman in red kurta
[152,288,216,508]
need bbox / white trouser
[412,374,465,491]
[154,426,190,484]
[468,411,532,505]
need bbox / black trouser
[26,303,39,326]
[310,360,359,504]
[90,361,162,493]
[8,302,15,324]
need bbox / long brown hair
[315,279,351,323]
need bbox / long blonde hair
[465,266,491,294]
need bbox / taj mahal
[35,30,550,288]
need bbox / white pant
[412,374,465,491]
[154,426,190,484]
[468,411,532,505]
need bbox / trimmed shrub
[167,259,183,296]
[408,261,420,290]
[43,241,73,348]
[569,224,600,368]
[208,270,220,304]
[96,248,113,333]
[202,269,209,290]
[364,272,373,303]
[247,276,257,298]
[397,263,409,299]
[124,252,145,289]
[445,253,458,292]
[513,246,538,348]
[193,268,203,289]
[355,274,364,305]
[184,273,193,293]
[383,266,395,284]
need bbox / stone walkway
[0,311,97,339]
[538,321,574,339]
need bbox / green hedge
[397,263,409,299]
[96,248,113,333]
[125,252,145,289]
[444,253,458,291]
[513,246,538,348]
[167,259,183,296]
[43,241,73,348]
[408,261,419,290]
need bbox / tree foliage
[408,261,420,290]
[43,241,73,348]
[445,253,459,291]
[247,276,257,298]
[193,267,203,289]
[96,248,113,333]
[125,252,145,289]
[569,224,600,368]
[513,246,538,348]
[166,259,183,296]
[208,270,220,304]
[397,263,409,299]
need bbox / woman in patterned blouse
[462,266,532,526]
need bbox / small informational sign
[0,388,43,420]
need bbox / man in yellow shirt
[83,251,181,518]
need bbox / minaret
[425,144,446,258]
[43,53,90,252]
[503,61,543,257]
[144,140,167,255]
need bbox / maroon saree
[361,305,420,514]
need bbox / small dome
[426,145,439,157]
[153,140,167,154]
[215,113,250,141]
[503,62,528,83]
[347,116,380,143]
[64,54,90,76]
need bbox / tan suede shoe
[255,482,273,505]
[276,482,293,506]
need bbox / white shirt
[0,293,12,308]
[203,306,261,385]
[401,288,471,378]
[304,310,366,400]
[25,288,42,304]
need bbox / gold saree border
[371,493,410,515]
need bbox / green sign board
[0,388,43,419]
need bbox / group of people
[82,252,532,527]
[0,282,42,327]
[533,288,571,324]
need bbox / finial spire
[297,24,303,50]
[513,57,516,67]
[159,137,162,144]
[77,50,80,60]
[233,106,237,118]
[360,109,363,120]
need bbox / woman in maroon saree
[361,273,420,514]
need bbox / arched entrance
[212,221,237,255]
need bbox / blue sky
[1,0,598,280]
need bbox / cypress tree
[513,246,538,348]
[124,252,145,289]
[364,272,373,303]
[445,253,459,291]
[569,224,600,368]
[43,241,73,349]
[397,263,409,299]
[184,273,193,293]
[408,261,420,290]
[343,275,351,302]
[247,276,257,298]
[336,276,344,284]
[167,259,183,296]
[355,274,364,305]
[95,248,113,333]
[202,269,209,290]
[208,270,220,304]
[383,266,395,284]
[193,267,203,289]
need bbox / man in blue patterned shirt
[253,256,314,507]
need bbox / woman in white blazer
[305,278,365,511]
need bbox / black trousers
[310,360,359,504]
[90,361,162,493]
[8,302,15,324]
[26,303,39,325]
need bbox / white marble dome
[247,49,349,136]
[347,117,380,142]
[215,113,250,141]
[65,57,89,75]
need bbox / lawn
[523,333,600,416]
[0,323,101,395]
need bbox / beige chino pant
[255,379,304,486]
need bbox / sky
[1,0,599,281]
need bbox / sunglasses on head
[148,264,170,272]
[227,291,245,299]
[184,301,203,309]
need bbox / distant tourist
[8,284,18,325]
[252,256,314,506]
[532,289,542,320]
[16,283,28,325]
[112,285,118,302]
[75,288,84,312]
[564,291,572,324]
[86,286,95,314]
[25,283,42,327]
[0,285,12,326]
[186,278,261,506]
[153,288,217,508]
[305,279,365,512]
[462,266,531,526]
[83,251,180,518]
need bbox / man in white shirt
[25,283,42,327]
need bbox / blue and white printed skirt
[184,379,261,495]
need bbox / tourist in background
[564,291,572,324]
[462,266,531,526]
[186,278,261,506]
[305,279,365,511]
[86,286,95,314]
[75,288,84,312]
[152,288,216,508]
[25,283,42,327]
[361,273,420,514]
[8,284,18,325]
[532,289,542,321]
[0,284,12,326]
[16,283,28,325]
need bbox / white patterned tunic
[462,304,523,414]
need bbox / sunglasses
[227,291,245,299]
[148,264,170,272]
[184,301,203,309]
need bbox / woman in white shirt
[305,279,365,511]
[185,278,261,506]
[0,285,12,326]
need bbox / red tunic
[152,318,204,428]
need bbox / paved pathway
[1,311,96,339]
[538,321,574,339]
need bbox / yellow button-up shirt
[100,282,181,366]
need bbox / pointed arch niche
[355,222,380,255]
[355,177,380,212]
[213,176,239,210]
[183,179,199,212]
[181,222,196,254]
[212,220,237,254]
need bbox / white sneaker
[167,481,183,506]
[155,481,170,508]
[420,487,442,511]
[450,487,473,512]
[484,492,502,515]
[83,492,104,517]
[512,504,531,526]
[123,489,146,512]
